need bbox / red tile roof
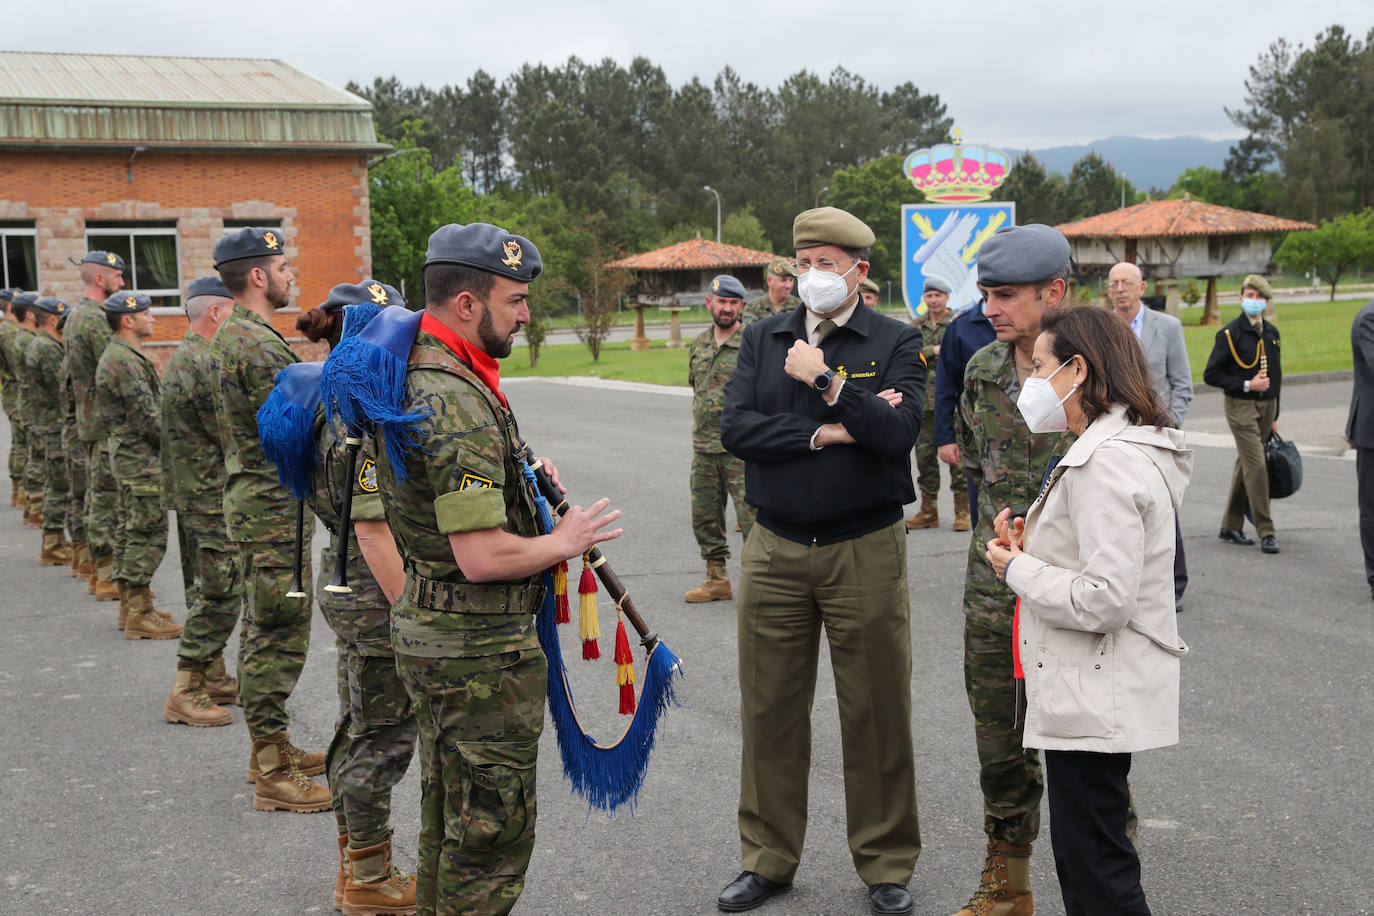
[606,238,778,270]
[1056,198,1315,238]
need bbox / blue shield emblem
[902,201,1015,320]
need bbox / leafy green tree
[723,210,771,252]
[826,153,917,284]
[1069,152,1122,218]
[995,153,1073,225]
[1274,209,1374,299]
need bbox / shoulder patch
[358,457,379,493]
[460,471,494,490]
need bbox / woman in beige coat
[985,306,1191,916]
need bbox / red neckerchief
[419,312,509,409]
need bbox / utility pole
[703,186,722,243]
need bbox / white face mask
[1016,359,1078,433]
[798,262,858,315]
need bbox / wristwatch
[813,369,836,392]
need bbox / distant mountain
[1020,136,1238,192]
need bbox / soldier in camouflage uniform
[296,282,418,915]
[66,250,127,600]
[952,225,1074,916]
[160,276,242,728]
[11,293,48,529]
[0,288,28,509]
[95,292,182,640]
[743,256,800,324]
[27,298,75,566]
[907,275,970,532]
[208,226,329,814]
[61,335,91,581]
[685,274,755,603]
[352,224,621,915]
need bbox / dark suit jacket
[721,303,925,544]
[1347,299,1374,448]
[933,304,996,446]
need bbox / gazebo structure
[1056,197,1315,324]
[606,237,777,348]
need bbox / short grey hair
[185,294,232,322]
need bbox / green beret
[767,256,797,278]
[103,292,152,314]
[1241,274,1273,299]
[319,279,404,313]
[708,274,747,300]
[976,224,1071,286]
[425,223,543,282]
[214,227,286,268]
[793,207,875,251]
[859,278,880,294]
[32,296,69,317]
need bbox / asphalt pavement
[1,378,1369,916]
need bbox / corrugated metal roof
[607,239,777,270]
[0,51,385,150]
[1057,198,1315,238]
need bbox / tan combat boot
[116,580,131,630]
[124,586,184,640]
[88,566,98,596]
[39,530,74,566]
[342,834,417,916]
[684,558,732,603]
[952,489,972,532]
[24,492,43,528]
[905,500,939,530]
[202,652,240,706]
[70,540,89,578]
[251,731,332,813]
[163,666,233,727]
[247,729,326,782]
[94,558,119,602]
[335,827,350,910]
[951,838,1033,916]
[10,479,19,507]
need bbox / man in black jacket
[717,206,925,916]
[1203,274,1282,554]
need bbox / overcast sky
[8,1,1372,150]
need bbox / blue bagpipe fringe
[257,362,324,501]
[524,464,683,813]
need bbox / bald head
[1107,261,1145,322]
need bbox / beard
[265,273,291,310]
[477,304,516,358]
[712,310,739,330]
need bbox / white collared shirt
[1128,302,1145,339]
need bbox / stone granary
[1056,197,1315,324]
[606,238,777,307]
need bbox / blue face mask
[1241,297,1267,317]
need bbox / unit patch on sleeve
[358,458,379,493]
[459,472,495,490]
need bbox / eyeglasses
[795,257,856,274]
[1105,280,1139,290]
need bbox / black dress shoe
[1218,528,1255,546]
[717,871,791,912]
[868,883,913,916]
[1260,535,1279,554]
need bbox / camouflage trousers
[84,440,118,562]
[64,434,86,544]
[113,479,167,587]
[237,538,313,741]
[6,414,25,483]
[318,545,417,847]
[691,450,755,561]
[963,620,1042,847]
[23,425,46,498]
[39,432,69,535]
[174,512,243,663]
[914,408,965,498]
[395,647,546,916]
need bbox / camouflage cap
[186,276,232,300]
[923,275,953,293]
[859,277,880,295]
[80,250,127,271]
[707,274,747,300]
[32,296,69,316]
[213,226,286,268]
[793,207,875,251]
[103,292,152,314]
[767,256,797,278]
[319,279,404,313]
[424,223,543,282]
[1241,274,1273,299]
[977,224,1070,286]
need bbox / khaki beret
[1241,274,1273,299]
[767,256,797,278]
[793,207,875,251]
[859,278,880,294]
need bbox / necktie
[815,319,837,343]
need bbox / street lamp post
[1119,171,1127,210]
[816,185,830,208]
[703,185,722,243]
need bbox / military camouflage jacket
[958,340,1072,632]
[95,336,161,482]
[0,319,19,397]
[10,327,38,421]
[743,294,801,325]
[917,309,955,409]
[160,330,227,515]
[64,297,113,443]
[378,328,542,658]
[25,330,66,438]
[210,303,299,542]
[688,324,744,454]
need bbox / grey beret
[793,207,875,250]
[923,275,953,294]
[319,279,404,313]
[707,274,747,300]
[81,250,127,271]
[32,296,69,317]
[187,276,232,300]
[424,223,543,282]
[0,287,20,302]
[213,226,286,268]
[103,292,152,314]
[12,292,38,307]
[976,224,1071,286]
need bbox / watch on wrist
[813,369,836,392]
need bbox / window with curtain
[1,229,38,290]
[86,227,182,310]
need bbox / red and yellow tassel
[578,558,600,660]
[552,559,570,625]
[614,614,636,715]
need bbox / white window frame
[0,226,38,290]
[85,226,182,315]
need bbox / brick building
[0,51,386,366]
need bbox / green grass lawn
[505,297,1365,387]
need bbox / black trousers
[1358,448,1374,589]
[1044,749,1150,916]
[1173,516,1187,604]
